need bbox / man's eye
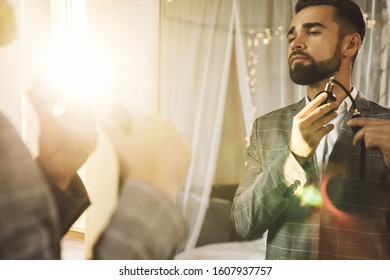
[288,37,295,43]
[308,31,320,36]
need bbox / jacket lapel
[328,91,370,164]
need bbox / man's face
[287,5,342,85]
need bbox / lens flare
[297,183,322,207]
[39,38,115,107]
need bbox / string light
[364,13,376,29]
[245,25,286,117]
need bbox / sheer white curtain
[160,0,234,252]
[234,0,302,138]
[160,0,299,254]
[353,0,390,105]
[84,0,160,257]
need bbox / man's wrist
[291,152,308,166]
[121,176,178,203]
[36,156,71,191]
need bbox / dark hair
[295,0,367,43]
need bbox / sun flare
[40,38,116,107]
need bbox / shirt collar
[305,86,358,113]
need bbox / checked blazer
[0,113,90,259]
[0,113,186,259]
[232,91,390,259]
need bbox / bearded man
[232,0,390,260]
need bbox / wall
[213,45,246,186]
[83,0,160,258]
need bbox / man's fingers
[318,123,335,140]
[347,118,390,146]
[102,117,130,153]
[347,117,387,128]
[26,90,55,128]
[311,110,337,131]
[299,92,328,117]
[110,104,131,133]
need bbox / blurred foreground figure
[94,107,191,259]
[232,0,390,259]
[0,0,190,259]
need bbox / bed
[175,184,266,260]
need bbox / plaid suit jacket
[0,113,90,259]
[0,113,186,259]
[93,180,187,260]
[232,92,390,259]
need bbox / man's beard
[289,46,342,85]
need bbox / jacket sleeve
[48,175,91,236]
[232,118,311,239]
[0,114,61,259]
[92,180,186,259]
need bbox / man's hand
[347,117,390,169]
[27,90,97,191]
[103,105,191,203]
[289,92,338,165]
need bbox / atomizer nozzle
[324,76,335,93]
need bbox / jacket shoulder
[253,100,304,128]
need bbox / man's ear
[342,33,361,58]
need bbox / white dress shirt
[305,87,358,178]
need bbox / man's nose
[290,38,305,51]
